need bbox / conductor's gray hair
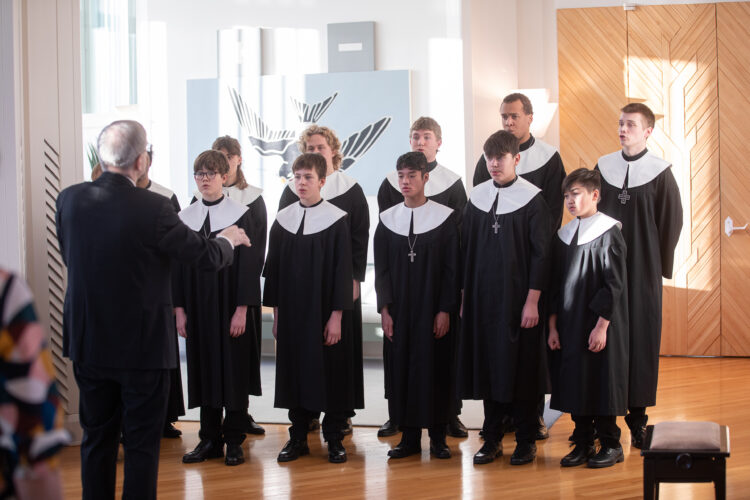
[97,120,147,170]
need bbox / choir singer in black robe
[264,153,354,464]
[548,168,629,469]
[374,152,460,460]
[459,130,551,466]
[175,150,265,467]
[278,126,368,436]
[376,117,468,439]
[594,103,683,448]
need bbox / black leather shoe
[342,418,353,436]
[225,443,244,466]
[327,440,347,463]
[163,422,182,438]
[308,418,321,432]
[630,426,647,449]
[277,439,310,462]
[387,439,421,459]
[430,438,451,459]
[378,420,399,437]
[587,446,624,468]
[510,442,537,465]
[560,444,595,467]
[182,440,223,463]
[447,417,468,438]
[536,415,550,440]
[245,414,265,435]
[473,441,502,464]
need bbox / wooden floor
[59,357,750,499]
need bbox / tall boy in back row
[595,103,683,447]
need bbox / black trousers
[571,414,621,448]
[288,408,347,442]
[199,406,246,445]
[74,362,169,500]
[625,406,648,431]
[482,399,536,444]
[400,425,446,445]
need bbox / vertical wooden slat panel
[719,2,750,356]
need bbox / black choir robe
[146,179,185,422]
[458,177,551,403]
[595,149,683,408]
[473,135,566,231]
[174,194,266,410]
[278,170,368,409]
[263,200,355,412]
[549,212,629,416]
[374,200,460,428]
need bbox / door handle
[725,216,748,237]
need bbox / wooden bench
[641,422,730,500]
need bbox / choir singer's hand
[381,306,394,341]
[324,310,342,346]
[520,300,539,329]
[175,307,187,338]
[229,306,247,337]
[588,324,607,352]
[433,311,450,339]
[548,328,561,350]
[218,225,251,247]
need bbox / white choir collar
[179,196,249,232]
[276,200,347,235]
[597,150,671,189]
[517,139,557,175]
[194,184,263,206]
[386,164,461,197]
[146,180,175,200]
[379,199,454,236]
[469,177,541,214]
[557,212,621,245]
[288,170,358,200]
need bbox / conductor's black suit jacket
[55,171,234,370]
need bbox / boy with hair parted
[263,153,355,464]
[548,167,629,468]
[594,103,682,448]
[459,130,551,466]
[374,151,460,460]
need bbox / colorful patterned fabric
[0,270,69,496]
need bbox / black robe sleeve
[262,223,282,308]
[655,168,683,279]
[235,198,267,306]
[472,155,490,187]
[349,185,370,282]
[588,229,628,321]
[377,178,402,213]
[541,153,566,231]
[548,237,564,316]
[438,216,460,313]
[331,219,354,312]
[170,194,181,212]
[278,185,299,211]
[527,196,552,291]
[373,222,393,313]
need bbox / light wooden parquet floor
[59,357,750,499]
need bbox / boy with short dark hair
[375,151,459,460]
[459,130,551,465]
[548,167,629,468]
[263,153,355,464]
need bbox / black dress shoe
[387,438,421,459]
[327,440,347,463]
[277,439,310,462]
[182,440,224,463]
[163,422,182,438]
[378,420,399,437]
[308,418,321,432]
[630,426,646,449]
[342,418,353,436]
[560,444,595,467]
[429,438,451,459]
[536,415,550,440]
[447,417,468,438]
[473,441,502,464]
[510,442,537,465]
[245,414,265,435]
[225,443,244,466]
[587,446,624,468]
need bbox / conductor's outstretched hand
[219,225,251,247]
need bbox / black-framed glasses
[193,171,218,180]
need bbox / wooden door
[718,3,750,356]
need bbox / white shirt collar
[379,199,454,236]
[598,150,671,189]
[146,180,175,200]
[178,196,249,232]
[469,177,541,214]
[287,170,358,200]
[276,200,347,235]
[517,139,557,175]
[557,211,621,245]
[385,164,461,197]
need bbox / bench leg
[714,457,726,500]
[643,459,656,500]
